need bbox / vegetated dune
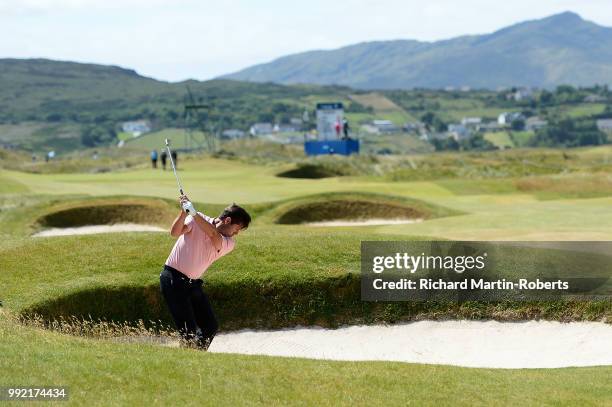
[270,192,459,224]
[34,198,178,231]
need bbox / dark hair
[219,203,251,229]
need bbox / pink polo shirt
[165,212,235,279]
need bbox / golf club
[165,138,195,215]
[165,138,184,195]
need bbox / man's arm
[170,210,189,237]
[178,195,223,251]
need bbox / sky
[0,0,611,82]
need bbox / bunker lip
[304,218,424,227]
[275,199,427,225]
[112,320,612,369]
[32,224,166,237]
[31,198,176,235]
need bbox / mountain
[0,58,344,123]
[222,12,612,89]
[0,58,349,152]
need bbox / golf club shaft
[165,139,184,195]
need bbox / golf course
[1,143,611,406]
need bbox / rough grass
[0,146,148,174]
[515,173,612,200]
[2,226,610,331]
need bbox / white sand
[305,218,424,227]
[33,223,166,237]
[204,320,612,368]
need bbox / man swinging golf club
[160,139,251,350]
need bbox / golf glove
[182,201,197,216]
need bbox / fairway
[1,148,611,406]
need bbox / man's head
[216,203,251,237]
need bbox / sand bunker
[33,224,166,237]
[207,320,612,368]
[118,320,612,368]
[305,218,424,227]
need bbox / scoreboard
[316,102,343,140]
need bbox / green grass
[562,103,606,118]
[117,131,136,141]
[484,132,514,149]
[125,128,208,151]
[2,150,612,405]
[2,315,610,406]
[0,172,29,193]
[1,193,609,328]
[510,131,535,147]
[0,122,83,153]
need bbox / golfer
[160,195,251,350]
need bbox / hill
[222,12,612,89]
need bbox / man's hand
[179,195,197,216]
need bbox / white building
[121,120,151,137]
[498,112,524,125]
[221,129,246,139]
[584,94,606,103]
[512,88,534,101]
[525,117,548,131]
[372,119,398,133]
[403,122,425,134]
[273,124,299,133]
[478,122,503,132]
[461,117,482,126]
[447,124,470,140]
[596,119,612,132]
[249,123,273,136]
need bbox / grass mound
[3,231,610,333]
[35,198,177,229]
[270,192,457,224]
[277,200,423,224]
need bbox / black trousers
[160,265,218,349]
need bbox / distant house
[221,129,246,139]
[447,124,470,140]
[372,119,398,133]
[525,116,548,131]
[249,123,273,136]
[289,117,304,126]
[461,117,482,127]
[511,88,534,101]
[584,94,606,103]
[121,120,151,137]
[273,124,299,133]
[478,121,503,132]
[596,119,612,132]
[403,122,425,134]
[360,124,380,134]
[498,112,524,125]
